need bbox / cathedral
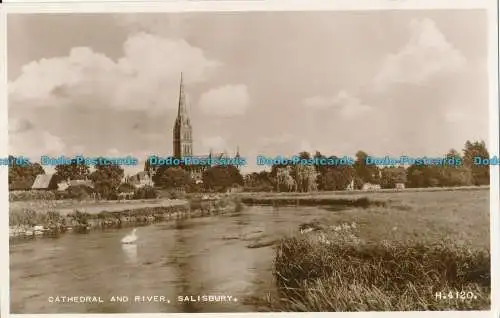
[172,73,241,183]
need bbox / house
[125,172,154,188]
[57,178,94,191]
[118,191,135,200]
[395,183,405,190]
[31,174,59,190]
[227,184,243,193]
[362,183,381,191]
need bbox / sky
[7,10,490,175]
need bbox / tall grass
[9,209,63,227]
[268,225,490,311]
[9,190,56,201]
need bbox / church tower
[173,73,193,158]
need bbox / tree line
[245,140,490,191]
[7,140,490,198]
[8,155,245,199]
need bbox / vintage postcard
[3,0,498,316]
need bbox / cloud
[374,18,466,89]
[9,32,221,113]
[8,118,34,134]
[303,90,372,119]
[107,148,121,156]
[302,96,333,110]
[198,84,250,116]
[258,133,293,146]
[10,129,65,158]
[42,132,66,155]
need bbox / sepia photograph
[6,5,495,314]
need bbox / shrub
[66,185,95,200]
[133,185,158,199]
[117,183,136,193]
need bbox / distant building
[57,177,94,191]
[144,73,242,185]
[175,74,242,177]
[125,172,154,188]
[395,183,405,190]
[227,184,243,193]
[362,183,381,191]
[31,174,59,191]
[118,191,135,200]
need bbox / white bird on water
[121,228,138,244]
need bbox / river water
[10,205,333,314]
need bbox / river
[10,205,334,314]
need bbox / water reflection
[10,205,334,314]
[121,244,138,265]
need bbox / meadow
[260,189,490,311]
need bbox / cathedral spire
[177,72,187,118]
[173,72,193,159]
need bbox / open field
[256,188,490,311]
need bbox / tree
[144,157,161,176]
[152,166,192,189]
[89,160,124,199]
[463,140,489,185]
[8,156,45,188]
[353,151,380,184]
[134,185,158,199]
[298,151,311,160]
[313,151,328,176]
[317,155,355,190]
[380,167,407,189]
[244,171,273,191]
[437,149,473,187]
[202,165,243,192]
[55,160,90,181]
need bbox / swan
[121,228,137,244]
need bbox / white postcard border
[0,1,498,318]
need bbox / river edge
[10,186,488,241]
[9,196,242,240]
[9,191,388,241]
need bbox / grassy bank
[261,189,490,311]
[240,196,385,208]
[240,185,489,198]
[9,196,241,238]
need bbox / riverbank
[9,196,242,239]
[240,185,489,198]
[255,188,490,311]
[240,196,385,207]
